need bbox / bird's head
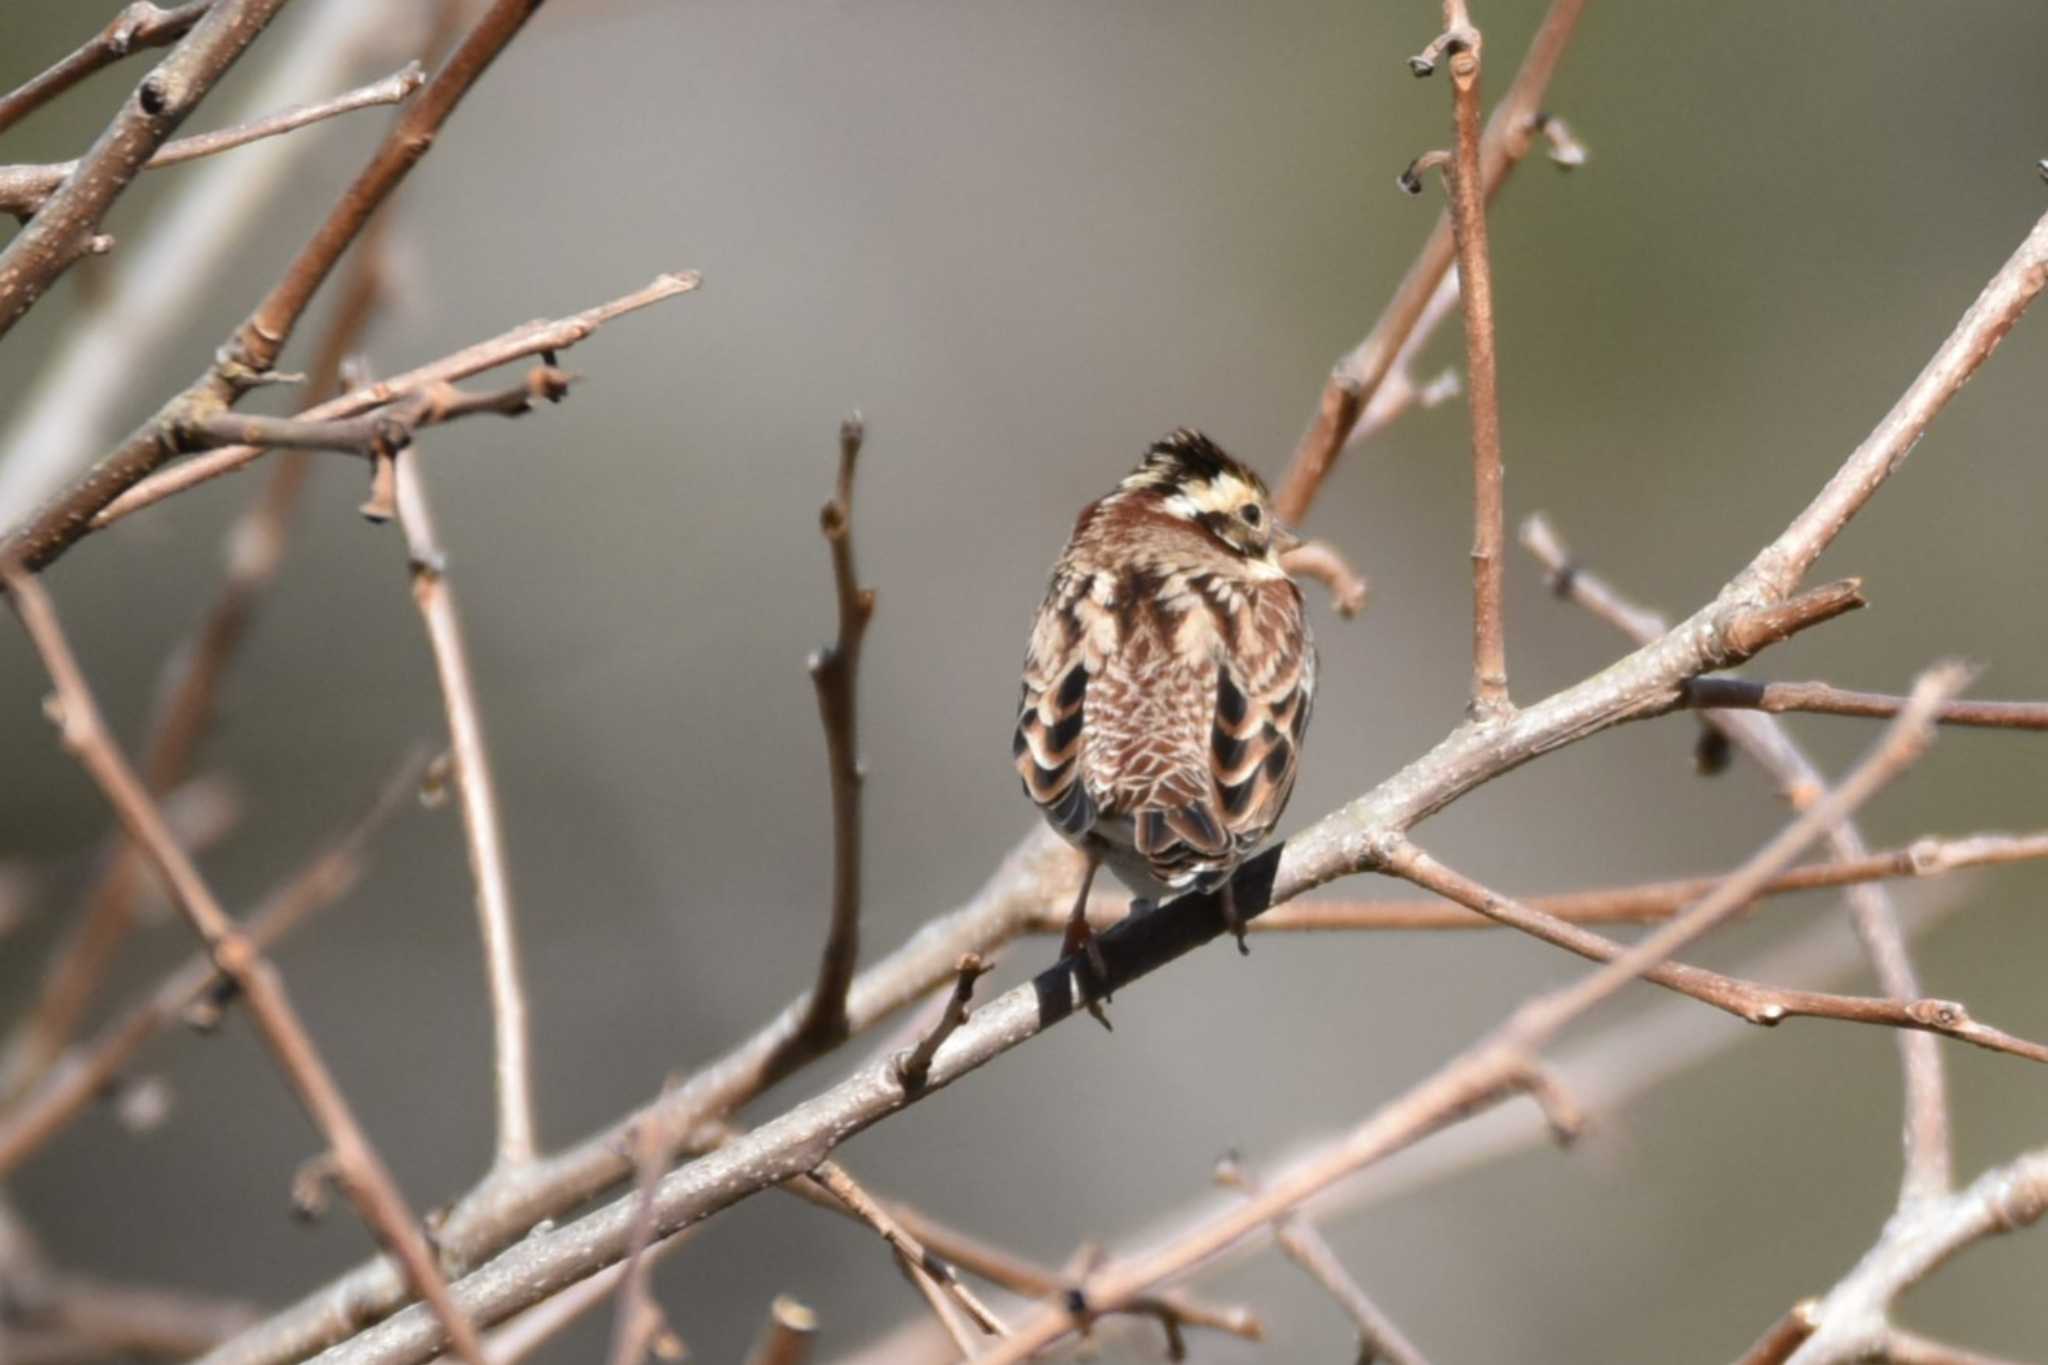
[1120,428,1297,563]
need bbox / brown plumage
[1014,429,1316,974]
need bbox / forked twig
[0,3,212,137]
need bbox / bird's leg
[1220,880,1250,956]
[1059,852,1114,1029]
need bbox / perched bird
[1013,429,1316,980]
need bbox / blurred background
[4,1,2047,1359]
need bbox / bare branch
[1273,0,1587,524]
[0,64,427,219]
[1279,539,1371,618]
[0,749,427,1180]
[788,417,877,1055]
[88,273,697,532]
[602,1125,685,1365]
[1040,829,2048,935]
[4,573,488,1365]
[391,454,540,1169]
[0,0,288,338]
[807,1159,1007,1344]
[893,953,988,1092]
[0,4,213,137]
[1684,677,2048,730]
[744,1298,818,1365]
[1213,1154,1430,1365]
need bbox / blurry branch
[1524,512,1959,1205]
[744,1298,818,1365]
[1422,0,1513,718]
[394,450,540,1171]
[475,1234,695,1365]
[0,748,428,1181]
[0,223,394,1108]
[0,3,212,136]
[1,1272,258,1362]
[0,63,426,219]
[0,0,289,339]
[1750,1147,2048,1365]
[1683,677,2048,730]
[787,417,877,1057]
[1,0,549,574]
[1213,1153,1429,1365]
[90,273,698,529]
[1279,539,1371,618]
[1048,829,2048,934]
[0,0,431,522]
[602,1126,685,1365]
[1273,0,1587,525]
[203,199,2048,1365]
[980,673,1965,1362]
[3,573,490,1365]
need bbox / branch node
[291,1151,342,1223]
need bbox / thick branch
[4,574,488,1365]
[0,64,425,219]
[0,0,285,337]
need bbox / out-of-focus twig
[743,1298,817,1365]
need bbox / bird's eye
[1240,504,1263,526]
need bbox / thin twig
[88,274,697,531]
[789,417,877,1055]
[0,64,427,219]
[807,1160,1007,1343]
[1279,539,1371,617]
[0,3,213,136]
[1273,0,1587,525]
[3,573,489,1365]
[392,450,539,1169]
[1427,2,1513,718]
[744,1298,818,1365]
[1213,1154,1429,1365]
[1684,677,2048,730]
[1038,829,2048,935]
[602,1125,684,1365]
[0,0,287,337]
[894,953,989,1092]
[0,749,429,1180]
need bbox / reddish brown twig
[392,455,539,1169]
[789,417,877,1055]
[0,749,428,1180]
[0,64,426,219]
[1273,0,1587,525]
[744,1297,818,1365]
[89,273,697,531]
[1426,2,1514,718]
[1213,1154,1430,1365]
[3,573,489,1365]
[0,0,286,337]
[893,953,989,1092]
[1684,677,2048,730]
[1279,539,1371,617]
[0,3,212,137]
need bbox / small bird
[1013,429,1316,982]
